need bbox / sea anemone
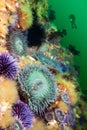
[18,65,58,115]
[66,106,75,127]
[0,53,18,79]
[12,101,33,129]
[34,51,68,73]
[0,77,19,104]
[18,0,33,30]
[61,91,71,104]
[56,75,79,105]
[54,108,65,123]
[7,29,28,56]
[44,111,55,122]
[28,23,46,47]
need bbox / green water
[48,0,87,90]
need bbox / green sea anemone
[7,29,28,56]
[18,65,58,115]
[33,51,68,72]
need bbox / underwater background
[0,0,87,130]
[48,0,87,91]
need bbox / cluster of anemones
[0,0,80,130]
[42,73,79,130]
[17,61,79,130]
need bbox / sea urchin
[0,53,18,79]
[12,101,33,129]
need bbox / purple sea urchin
[7,29,28,56]
[0,53,18,79]
[12,101,33,129]
[18,65,58,115]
